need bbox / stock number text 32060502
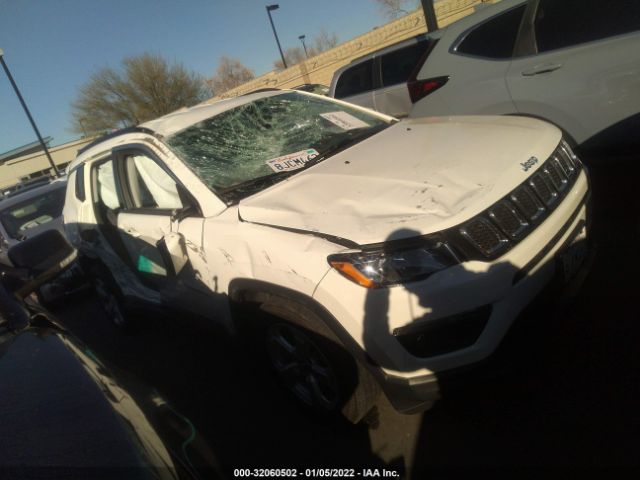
[233,468,400,478]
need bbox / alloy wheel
[266,322,340,411]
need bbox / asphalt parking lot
[51,153,640,477]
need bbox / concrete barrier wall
[210,0,493,101]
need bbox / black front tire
[236,298,380,423]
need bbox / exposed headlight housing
[328,240,457,288]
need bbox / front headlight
[328,241,457,288]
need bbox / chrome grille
[460,217,509,257]
[488,201,529,239]
[510,186,545,222]
[557,143,577,176]
[544,159,568,192]
[529,171,558,207]
[457,142,583,260]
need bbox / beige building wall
[210,0,495,101]
[0,137,95,189]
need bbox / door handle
[521,63,563,76]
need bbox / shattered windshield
[165,92,390,202]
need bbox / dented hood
[239,115,562,245]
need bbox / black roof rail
[241,88,281,96]
[347,33,431,64]
[77,126,158,156]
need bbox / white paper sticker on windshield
[320,111,370,130]
[266,149,319,173]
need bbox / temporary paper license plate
[558,223,588,282]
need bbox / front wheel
[266,321,342,412]
[239,298,381,423]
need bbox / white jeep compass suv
[63,90,590,422]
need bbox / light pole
[298,35,308,58]
[0,48,59,177]
[420,0,438,32]
[266,4,287,69]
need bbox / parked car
[292,84,330,95]
[329,34,439,117]
[0,178,67,266]
[0,178,86,304]
[0,175,53,198]
[0,230,221,478]
[410,0,640,153]
[64,90,590,422]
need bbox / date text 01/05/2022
[233,468,400,477]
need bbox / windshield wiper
[218,169,298,202]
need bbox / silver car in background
[0,179,67,267]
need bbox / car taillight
[408,76,449,103]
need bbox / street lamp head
[298,35,305,40]
[0,48,4,57]
[266,4,279,11]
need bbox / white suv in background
[328,34,439,117]
[63,90,590,422]
[410,0,640,153]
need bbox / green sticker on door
[137,254,167,276]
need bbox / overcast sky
[0,0,403,153]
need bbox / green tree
[70,53,210,135]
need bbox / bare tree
[273,29,340,70]
[373,0,420,19]
[70,53,209,135]
[313,28,339,52]
[273,47,308,70]
[207,56,255,95]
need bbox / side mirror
[156,232,188,277]
[171,184,200,223]
[170,203,197,223]
[8,229,77,298]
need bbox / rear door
[506,0,640,147]
[332,58,377,110]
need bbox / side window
[96,160,122,211]
[456,5,526,59]
[381,42,431,86]
[124,153,182,210]
[334,59,374,98]
[536,0,640,53]
[74,164,86,201]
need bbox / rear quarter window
[334,59,374,98]
[74,164,86,201]
[380,41,432,86]
[456,4,526,59]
